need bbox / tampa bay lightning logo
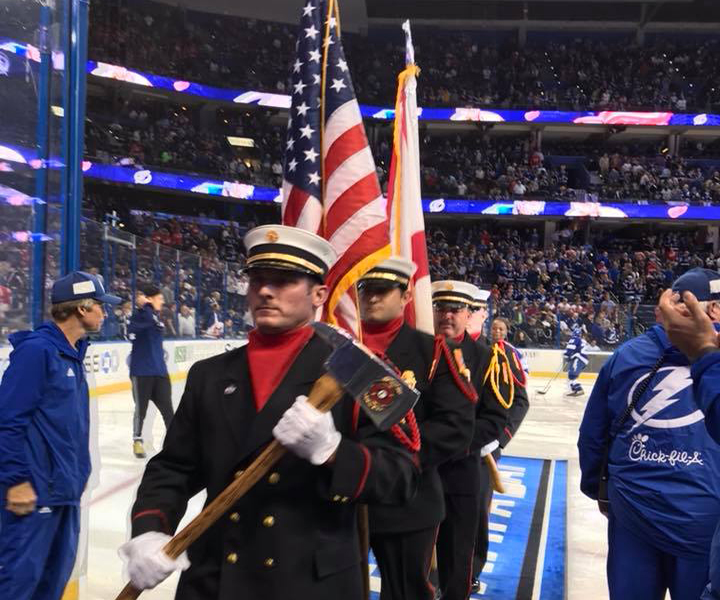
[627,366,704,430]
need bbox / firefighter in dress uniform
[118,226,420,600]
[357,258,477,600]
[432,281,510,600]
[471,314,530,592]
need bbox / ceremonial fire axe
[115,322,420,600]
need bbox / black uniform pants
[472,456,496,580]
[437,493,482,600]
[371,526,438,600]
[131,375,174,439]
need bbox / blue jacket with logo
[578,325,720,557]
[564,333,588,365]
[129,304,168,377]
[689,352,720,598]
[0,322,91,505]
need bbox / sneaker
[133,440,146,458]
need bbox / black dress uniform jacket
[130,333,419,600]
[438,333,509,496]
[495,341,530,449]
[472,339,530,581]
[368,324,475,534]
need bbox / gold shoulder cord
[482,343,514,409]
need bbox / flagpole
[319,0,336,239]
[387,20,434,333]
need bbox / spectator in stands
[160,302,178,337]
[177,304,196,338]
[116,300,133,340]
[202,300,224,338]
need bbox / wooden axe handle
[484,453,505,494]
[115,373,345,600]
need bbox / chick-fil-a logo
[628,433,704,467]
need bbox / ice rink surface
[85,375,608,600]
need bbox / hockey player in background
[564,327,588,396]
[578,267,720,600]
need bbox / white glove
[480,439,500,457]
[118,531,190,590]
[273,395,342,465]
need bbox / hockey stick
[536,362,565,395]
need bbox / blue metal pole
[31,4,52,327]
[222,264,228,317]
[195,261,202,336]
[61,0,89,274]
[101,226,110,337]
[175,251,181,328]
[131,238,138,308]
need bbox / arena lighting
[3,37,720,126]
[2,140,719,220]
[226,136,255,147]
[81,60,720,126]
[79,162,720,221]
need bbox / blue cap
[672,268,720,302]
[51,271,122,305]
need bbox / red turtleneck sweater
[361,316,404,356]
[247,325,314,411]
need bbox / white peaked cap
[360,256,417,287]
[431,280,482,306]
[244,224,337,279]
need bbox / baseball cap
[671,267,720,302]
[51,271,122,305]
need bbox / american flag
[282,0,389,335]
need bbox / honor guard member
[579,268,720,600]
[467,289,490,345]
[357,259,476,600]
[119,226,420,600]
[471,315,530,592]
[0,271,121,600]
[432,281,509,600]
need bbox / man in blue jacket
[578,267,720,600]
[0,271,120,600]
[129,285,174,459]
[658,281,720,600]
